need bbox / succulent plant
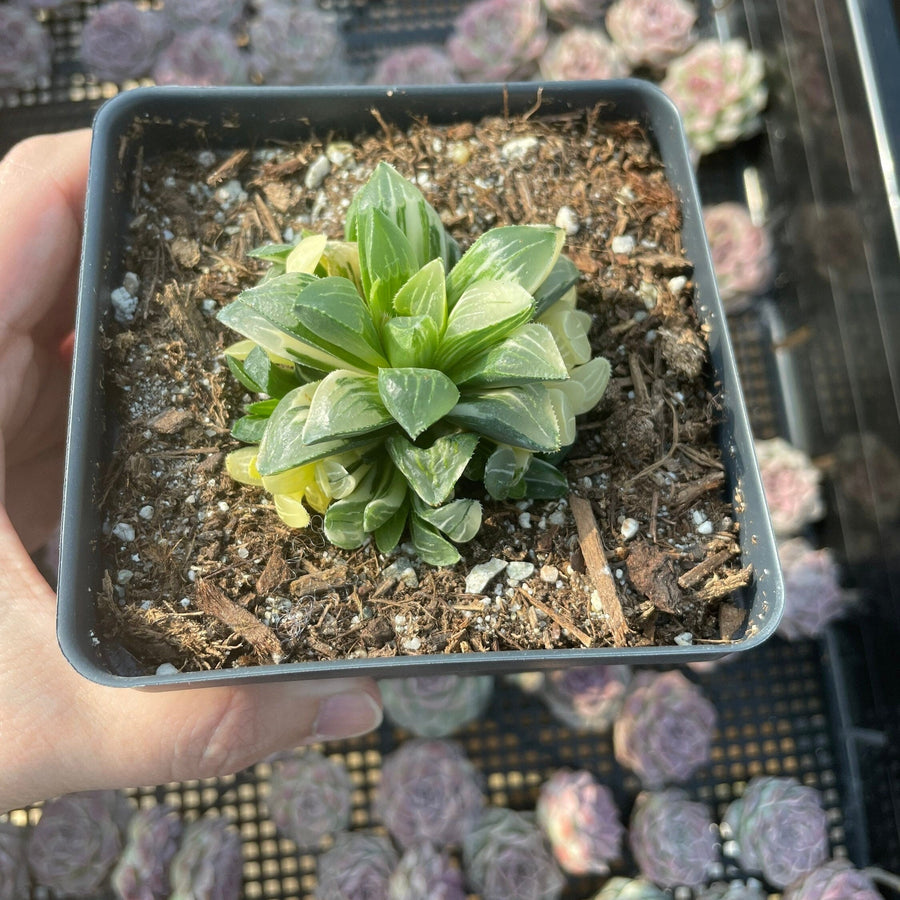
[541,0,611,27]
[387,843,466,900]
[152,27,249,86]
[703,203,775,311]
[535,768,624,875]
[463,807,566,900]
[80,2,171,83]
[169,817,243,900]
[264,749,353,850]
[218,161,610,565]
[605,0,697,70]
[111,804,183,900]
[374,739,485,849]
[696,881,768,900]
[0,822,30,900]
[379,674,494,737]
[754,437,824,537]
[316,832,399,900]
[162,0,246,31]
[0,7,52,95]
[26,790,133,897]
[661,39,768,158]
[370,44,460,85]
[613,670,716,788]
[538,28,630,81]
[629,789,719,889]
[721,776,829,888]
[537,665,631,731]
[777,537,851,640]
[783,859,883,900]
[447,0,550,82]
[590,878,667,900]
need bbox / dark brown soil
[96,105,749,674]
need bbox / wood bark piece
[626,539,682,613]
[677,545,739,590]
[256,545,289,595]
[569,494,631,646]
[194,580,283,663]
[519,589,593,648]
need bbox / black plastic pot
[59,82,783,687]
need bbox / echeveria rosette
[316,832,398,900]
[591,878,667,900]
[111,804,183,900]
[538,28,630,82]
[447,0,549,82]
[26,790,133,897]
[0,823,29,900]
[535,768,624,875]
[661,39,768,158]
[629,789,719,890]
[152,27,249,86]
[605,0,697,70]
[169,817,242,900]
[721,776,829,888]
[783,860,882,900]
[370,45,460,86]
[218,161,611,566]
[373,739,485,849]
[80,2,171,83]
[613,670,716,788]
[0,7,52,95]
[754,437,824,537]
[264,750,353,850]
[463,807,565,900]
[538,664,631,731]
[387,843,466,900]
[696,882,768,900]
[379,674,494,737]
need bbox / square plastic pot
[59,82,783,688]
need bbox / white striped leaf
[302,371,393,445]
[386,432,480,507]
[377,367,459,440]
[413,496,482,543]
[410,514,460,566]
[383,315,440,369]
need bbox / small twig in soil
[253,193,283,244]
[677,546,740,590]
[694,566,753,602]
[672,471,726,510]
[518,589,593,648]
[628,352,650,407]
[622,401,680,487]
[194,580,283,663]
[206,150,249,186]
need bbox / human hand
[0,131,382,813]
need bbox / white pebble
[214,179,246,208]
[110,287,138,324]
[540,565,559,584]
[112,522,135,542]
[548,510,567,527]
[674,632,694,646]
[402,637,422,652]
[620,517,640,541]
[506,561,535,584]
[201,298,218,314]
[155,662,178,676]
[196,150,216,168]
[501,136,539,162]
[138,505,154,520]
[555,205,579,235]
[518,512,532,529]
[180,597,191,608]
[117,569,133,585]
[668,275,687,294]
[465,558,508,594]
[217,501,230,512]
[382,558,419,589]
[122,271,140,295]
[237,547,249,559]
[304,154,331,190]
[697,519,714,535]
[611,234,636,255]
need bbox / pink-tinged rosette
[538,664,631,731]
[536,769,624,875]
[605,0,697,70]
[0,7,52,95]
[370,45,460,85]
[374,739,485,849]
[80,2,171,83]
[629,789,719,889]
[783,859,882,900]
[754,437,824,537]
[703,203,775,311]
[447,0,549,82]
[169,817,242,900]
[613,670,716,788]
[661,39,767,157]
[316,832,398,900]
[696,881,768,900]
[379,675,493,738]
[152,27,249,86]
[590,877,667,900]
[111,804,183,900]
[387,843,466,900]
[539,28,630,81]
[0,823,29,900]
[721,776,829,888]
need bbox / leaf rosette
[218,162,610,564]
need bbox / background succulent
[535,768,624,875]
[369,44,460,85]
[0,822,30,900]
[219,162,610,565]
[783,860,883,900]
[152,27,249,86]
[754,437,824,537]
[696,882,768,900]
[387,843,466,900]
[0,6,52,95]
[316,832,398,900]
[80,2,171,83]
[162,0,246,31]
[605,0,697,70]
[537,665,631,731]
[169,817,242,900]
[541,0,611,27]
[110,804,183,900]
[591,878,667,900]
[538,28,630,81]
[379,674,494,737]
[721,775,829,888]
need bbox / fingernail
[311,691,382,742]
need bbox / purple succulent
[446,0,549,83]
[111,804,183,900]
[369,44,460,86]
[162,0,246,31]
[379,675,494,737]
[541,0,611,27]
[538,28,630,82]
[629,789,719,890]
[463,807,566,900]
[535,768,624,875]
[754,437,824,537]
[703,202,775,311]
[0,823,29,900]
[152,27,249,86]
[591,878,667,900]
[538,664,631,731]
[721,776,829,888]
[605,0,697,70]
[80,2,171,83]
[316,832,398,900]
[696,882,768,900]
[169,817,243,900]
[374,739,485,849]
[661,39,768,158]
[613,670,716,788]
[783,860,882,900]
[26,790,133,897]
[387,843,466,900]
[778,537,851,640]
[264,750,353,850]
[0,7,52,94]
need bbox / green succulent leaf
[324,469,378,549]
[386,432,480,507]
[247,242,294,262]
[232,415,268,444]
[235,345,301,399]
[451,323,568,388]
[448,384,561,452]
[483,444,533,500]
[374,499,409,554]
[377,367,460,441]
[522,457,569,499]
[317,240,363,293]
[533,254,581,317]
[410,514,460,566]
[445,225,565,308]
[547,388,576,447]
[357,207,418,324]
[537,305,593,369]
[303,370,393,445]
[383,315,440,369]
[413,496,482,543]
[392,258,447,329]
[285,233,327,273]
[363,464,409,532]
[555,355,612,415]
